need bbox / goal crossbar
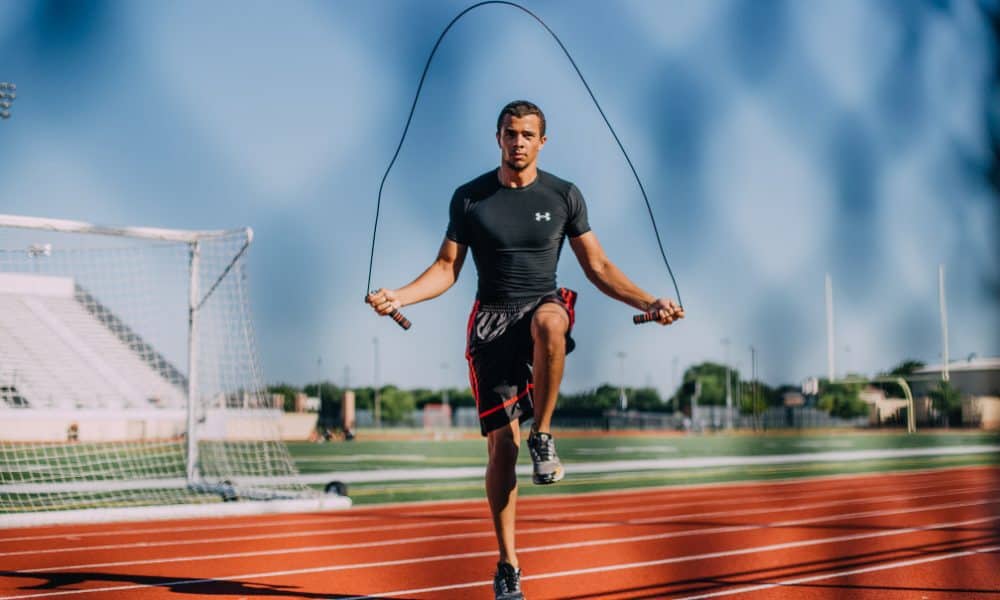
[0,214,252,244]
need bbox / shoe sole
[532,465,564,485]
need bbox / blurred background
[1,0,997,400]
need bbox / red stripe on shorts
[465,300,481,411]
[478,383,534,418]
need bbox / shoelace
[498,568,520,593]
[532,434,555,461]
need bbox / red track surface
[1,466,998,599]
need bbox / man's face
[497,114,546,172]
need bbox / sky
[0,0,997,397]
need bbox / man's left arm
[569,232,684,326]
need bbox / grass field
[288,429,1000,505]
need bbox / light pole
[722,338,732,430]
[372,337,381,428]
[750,345,758,432]
[671,356,680,413]
[616,352,627,411]
[440,362,450,407]
[316,355,323,410]
[939,264,950,382]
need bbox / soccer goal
[0,214,349,526]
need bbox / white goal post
[0,214,349,526]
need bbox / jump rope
[366,1,682,330]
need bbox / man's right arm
[366,238,467,316]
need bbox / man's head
[496,100,547,173]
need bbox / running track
[1,466,998,599]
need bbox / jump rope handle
[633,311,659,325]
[367,290,412,330]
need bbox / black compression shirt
[446,169,591,301]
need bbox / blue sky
[1,0,997,396]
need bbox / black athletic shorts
[465,288,577,436]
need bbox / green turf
[289,430,1000,505]
[287,430,1000,472]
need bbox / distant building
[911,358,1000,429]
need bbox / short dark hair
[496,100,546,136]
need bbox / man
[366,100,683,600]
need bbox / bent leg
[486,419,521,567]
[530,303,569,434]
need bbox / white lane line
[6,479,991,559]
[0,515,367,544]
[333,516,1000,600]
[672,545,1000,599]
[16,494,1000,574]
[2,514,996,600]
[399,464,996,517]
[401,469,984,518]
[1,463,989,543]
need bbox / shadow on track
[0,570,408,600]
[555,533,1000,599]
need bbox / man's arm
[366,238,468,316]
[569,231,683,325]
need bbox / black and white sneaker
[527,430,564,485]
[493,561,524,600]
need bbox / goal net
[0,215,346,524]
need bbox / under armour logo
[535,212,551,222]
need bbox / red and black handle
[633,310,660,325]
[367,290,411,330]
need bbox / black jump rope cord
[366,0,682,310]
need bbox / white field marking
[0,463,990,544]
[0,486,1000,566]
[17,492,1000,575]
[672,545,1000,600]
[3,513,997,600]
[0,478,1000,557]
[293,454,429,463]
[330,516,1000,600]
[281,444,1000,485]
[573,445,679,455]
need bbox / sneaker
[493,561,524,600]
[527,430,564,484]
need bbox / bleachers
[0,273,185,410]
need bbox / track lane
[0,466,996,599]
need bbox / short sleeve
[445,188,469,245]
[565,184,591,237]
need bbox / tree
[817,380,868,418]
[670,362,740,412]
[929,381,963,427]
[266,383,300,412]
[885,360,925,377]
[377,385,416,424]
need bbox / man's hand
[646,298,684,326]
[365,288,402,316]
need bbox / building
[911,357,1000,429]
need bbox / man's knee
[487,425,519,464]
[531,308,568,346]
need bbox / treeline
[269,358,951,424]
